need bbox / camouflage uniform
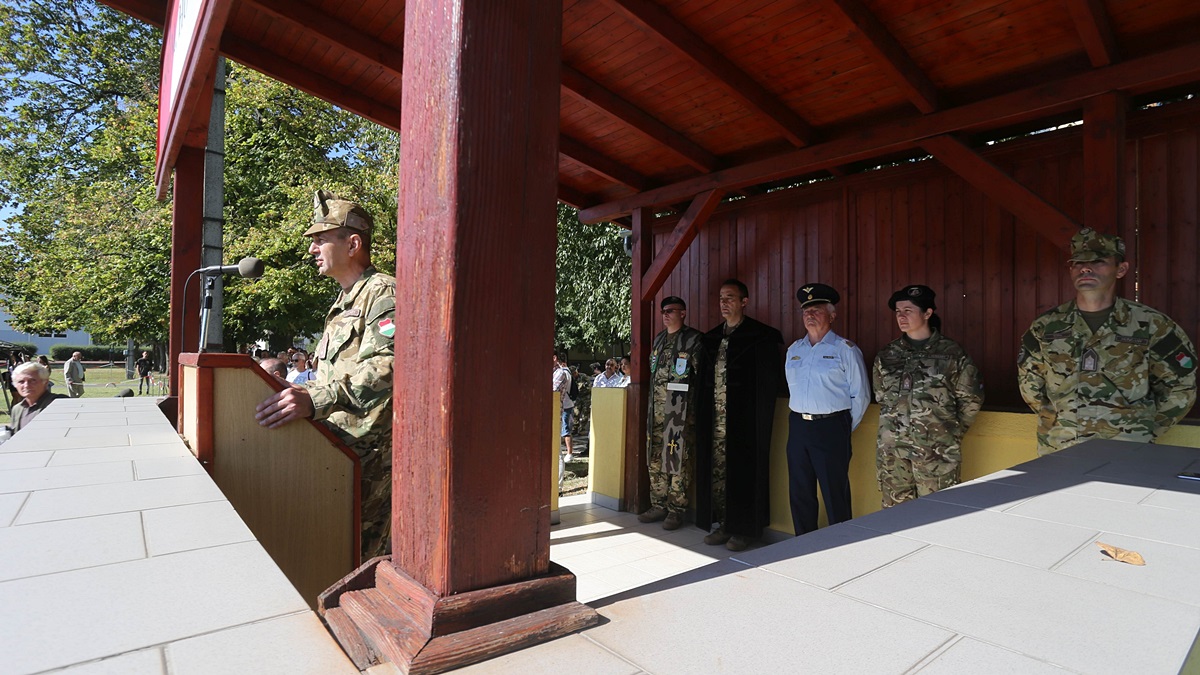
[307,265,396,560]
[1018,297,1196,455]
[573,374,592,435]
[646,326,704,515]
[873,331,983,507]
[710,338,729,521]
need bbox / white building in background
[0,305,92,355]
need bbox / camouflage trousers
[877,443,960,508]
[648,415,690,514]
[711,415,727,524]
[359,445,392,560]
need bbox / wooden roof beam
[640,189,725,301]
[1064,0,1119,67]
[242,0,404,79]
[579,40,1200,223]
[824,0,940,113]
[221,35,402,132]
[562,65,719,173]
[603,0,814,147]
[557,183,594,210]
[559,135,653,192]
[919,135,1079,246]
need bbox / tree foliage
[0,0,622,356]
[0,0,399,351]
[555,204,631,352]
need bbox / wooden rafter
[1064,0,1119,67]
[640,189,725,301]
[562,65,719,173]
[603,0,814,147]
[221,35,402,132]
[559,135,652,192]
[824,0,940,113]
[919,135,1079,245]
[242,0,404,79]
[579,41,1200,223]
[556,183,594,210]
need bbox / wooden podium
[177,353,360,607]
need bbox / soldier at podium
[256,191,396,559]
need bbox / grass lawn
[1,363,166,425]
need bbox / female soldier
[872,285,983,508]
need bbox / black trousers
[786,410,853,536]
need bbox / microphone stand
[198,276,216,353]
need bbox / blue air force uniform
[785,284,869,535]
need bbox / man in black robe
[697,279,784,551]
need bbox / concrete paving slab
[838,545,1200,673]
[46,648,165,674]
[48,443,189,466]
[165,611,356,675]
[0,541,307,674]
[453,634,641,675]
[0,512,145,582]
[16,474,225,524]
[1054,531,1200,607]
[853,498,1099,569]
[921,478,1041,511]
[587,562,954,674]
[0,461,132,494]
[915,637,1073,674]
[0,450,53,470]
[0,492,27,527]
[1006,491,1200,548]
[142,501,256,556]
[735,523,926,589]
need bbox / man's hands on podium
[256,381,315,429]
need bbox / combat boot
[638,506,667,523]
[662,511,682,530]
[726,536,751,552]
[703,528,731,546]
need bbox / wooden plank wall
[654,109,1200,413]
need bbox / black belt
[795,410,848,421]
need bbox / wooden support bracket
[919,135,1080,248]
[639,189,725,302]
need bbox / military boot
[703,527,731,546]
[638,506,667,523]
[662,511,682,531]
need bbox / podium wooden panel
[178,353,360,607]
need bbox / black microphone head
[237,257,265,278]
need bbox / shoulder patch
[377,317,396,338]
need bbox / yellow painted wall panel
[588,388,627,506]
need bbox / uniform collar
[334,266,379,309]
[1069,296,1129,324]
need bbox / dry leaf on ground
[1096,541,1146,566]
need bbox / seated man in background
[10,362,64,433]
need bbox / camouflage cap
[796,282,839,307]
[303,190,374,237]
[1068,228,1125,263]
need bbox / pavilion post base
[318,556,600,674]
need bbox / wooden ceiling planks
[99,0,1200,215]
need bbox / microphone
[198,257,265,278]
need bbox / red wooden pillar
[167,146,204,397]
[1082,91,1127,235]
[317,1,597,672]
[623,207,653,513]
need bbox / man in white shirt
[552,351,575,460]
[593,358,624,388]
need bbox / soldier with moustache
[1018,228,1196,455]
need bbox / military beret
[304,190,374,237]
[1068,228,1125,263]
[888,284,936,311]
[796,283,840,307]
[661,296,687,310]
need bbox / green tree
[555,204,631,352]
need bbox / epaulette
[843,339,856,348]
